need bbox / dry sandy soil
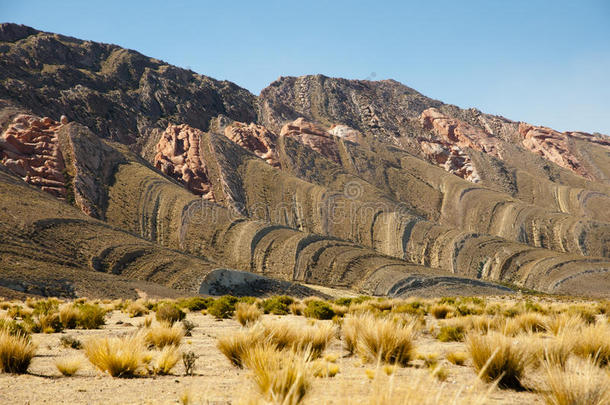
[0,297,569,405]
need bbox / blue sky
[2,0,609,133]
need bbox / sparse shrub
[446,351,467,366]
[262,296,294,315]
[152,346,180,375]
[156,303,186,325]
[60,335,82,349]
[182,319,196,336]
[55,357,82,376]
[542,358,610,405]
[0,329,37,373]
[466,332,530,389]
[244,344,311,404]
[312,359,339,378]
[303,300,335,320]
[430,304,452,319]
[178,297,215,312]
[84,334,146,377]
[76,303,106,329]
[59,304,80,329]
[437,325,465,342]
[417,352,439,368]
[0,318,29,338]
[145,324,184,348]
[394,301,427,316]
[289,302,305,316]
[235,302,262,326]
[182,350,199,376]
[334,297,353,307]
[207,295,238,319]
[126,302,148,318]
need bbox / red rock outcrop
[154,124,215,201]
[0,114,67,197]
[224,122,280,167]
[280,118,342,163]
[519,123,610,179]
[420,108,501,156]
[418,108,505,183]
[421,140,480,183]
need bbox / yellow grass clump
[84,334,147,377]
[217,326,266,368]
[55,356,82,376]
[235,302,262,326]
[0,329,37,373]
[343,314,418,366]
[151,346,180,375]
[244,344,311,405]
[542,358,610,405]
[145,324,184,349]
[260,320,336,358]
[466,332,530,389]
[570,322,610,366]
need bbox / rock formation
[0,114,67,197]
[154,124,215,200]
[519,122,610,179]
[224,122,280,167]
[279,118,343,163]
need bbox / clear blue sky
[2,0,609,134]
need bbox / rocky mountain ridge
[1,23,609,298]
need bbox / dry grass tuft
[235,303,262,326]
[244,344,311,404]
[344,314,418,366]
[151,346,180,375]
[430,304,453,319]
[446,351,467,366]
[84,334,146,377]
[55,356,82,376]
[0,329,37,373]
[570,323,610,366]
[260,320,335,358]
[145,324,184,349]
[466,332,530,389]
[217,327,265,368]
[542,358,610,405]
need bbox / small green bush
[437,325,465,342]
[178,297,215,312]
[334,298,353,307]
[156,304,186,325]
[304,300,335,320]
[0,319,30,338]
[207,296,238,319]
[262,296,294,315]
[76,304,106,329]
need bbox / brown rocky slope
[0,23,609,298]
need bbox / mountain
[1,23,609,299]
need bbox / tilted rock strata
[280,118,343,163]
[519,123,610,180]
[0,114,67,197]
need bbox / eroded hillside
[0,23,609,298]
